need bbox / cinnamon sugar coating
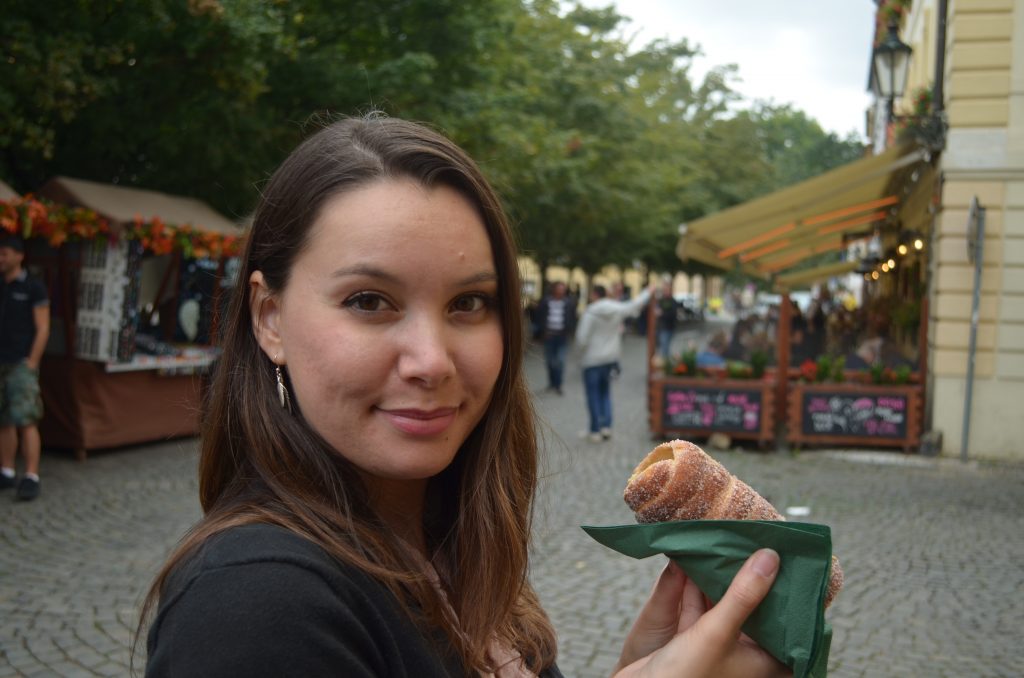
[623,439,843,607]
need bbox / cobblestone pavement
[2,329,1023,677]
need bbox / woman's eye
[451,294,491,314]
[343,292,393,312]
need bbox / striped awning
[676,143,932,280]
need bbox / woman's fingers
[720,639,793,678]
[615,550,788,678]
[678,574,706,631]
[614,560,688,673]
[693,549,780,648]
[643,560,688,631]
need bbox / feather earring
[275,364,292,413]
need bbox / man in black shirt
[654,280,679,361]
[0,235,49,501]
[534,281,576,395]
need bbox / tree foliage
[1,0,865,276]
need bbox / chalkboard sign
[662,385,763,433]
[800,392,908,438]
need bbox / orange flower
[799,360,818,382]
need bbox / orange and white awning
[676,143,933,285]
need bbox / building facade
[892,0,1024,461]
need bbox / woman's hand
[613,549,790,678]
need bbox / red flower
[799,360,818,382]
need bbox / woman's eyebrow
[456,271,499,286]
[329,264,399,283]
[329,265,497,287]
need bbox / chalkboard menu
[662,385,763,433]
[800,392,908,438]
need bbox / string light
[871,271,880,280]
[887,258,896,269]
[898,243,908,255]
[881,262,890,272]
[914,237,924,250]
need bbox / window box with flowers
[895,85,946,150]
[649,350,776,447]
[787,355,923,452]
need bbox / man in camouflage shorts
[0,235,50,501]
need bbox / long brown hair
[138,115,557,672]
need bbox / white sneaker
[600,427,612,440]
[586,432,603,443]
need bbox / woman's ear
[250,270,284,363]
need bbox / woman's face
[255,178,503,486]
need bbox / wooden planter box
[649,375,776,447]
[787,381,923,452]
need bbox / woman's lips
[380,407,458,436]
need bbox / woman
[141,115,787,677]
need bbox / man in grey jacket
[575,283,652,443]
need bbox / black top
[0,270,48,364]
[655,296,678,332]
[146,524,563,678]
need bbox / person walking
[0,235,50,501]
[535,281,576,395]
[575,283,652,442]
[654,279,679,360]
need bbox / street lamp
[872,22,913,126]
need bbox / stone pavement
[2,330,1023,677]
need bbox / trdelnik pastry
[624,438,844,608]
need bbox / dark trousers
[583,363,615,433]
[543,333,568,389]
[656,328,675,359]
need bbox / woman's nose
[396,315,456,386]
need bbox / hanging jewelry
[275,363,292,413]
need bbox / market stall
[1,177,241,459]
[662,142,936,451]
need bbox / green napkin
[582,520,835,678]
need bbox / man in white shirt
[575,283,651,442]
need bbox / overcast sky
[577,0,877,140]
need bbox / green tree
[740,102,865,192]
[1,0,513,217]
[1,0,866,285]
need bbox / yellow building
[674,0,1024,461]
[896,0,1024,461]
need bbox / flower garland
[130,216,241,259]
[0,195,241,258]
[1,195,112,246]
